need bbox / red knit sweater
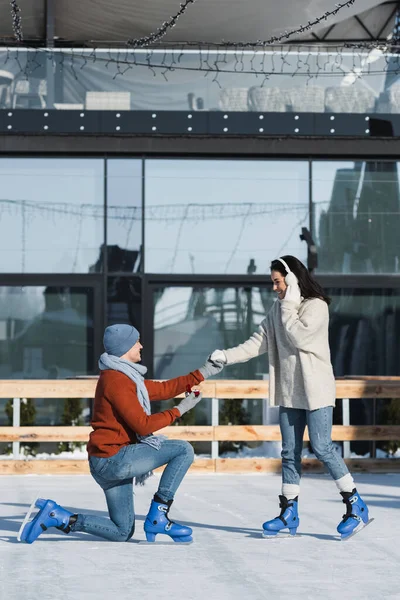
[87,369,204,458]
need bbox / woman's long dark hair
[270,255,331,305]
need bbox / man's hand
[176,391,202,416]
[200,355,225,379]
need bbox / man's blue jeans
[280,406,349,486]
[72,440,194,541]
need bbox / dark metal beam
[288,37,392,43]
[1,134,400,158]
[377,1,399,38]
[321,24,336,41]
[354,15,375,40]
[45,0,55,108]
[45,0,55,47]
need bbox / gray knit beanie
[103,324,140,357]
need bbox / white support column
[211,397,219,459]
[342,398,350,459]
[12,397,21,460]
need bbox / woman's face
[271,270,287,300]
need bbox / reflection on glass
[0,285,94,426]
[107,277,141,333]
[313,161,400,273]
[106,160,142,272]
[1,48,398,114]
[0,286,94,378]
[153,286,274,380]
[145,160,309,274]
[328,288,400,377]
[0,159,104,273]
[328,287,400,454]
[153,285,273,455]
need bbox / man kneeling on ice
[19,324,224,544]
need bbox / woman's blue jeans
[72,439,194,542]
[280,406,349,485]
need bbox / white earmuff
[276,258,298,286]
[276,258,291,273]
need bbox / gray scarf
[99,352,164,485]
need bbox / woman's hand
[199,355,225,379]
[210,350,227,364]
[282,272,302,307]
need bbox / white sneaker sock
[282,483,300,500]
[334,473,355,493]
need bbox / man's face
[271,270,287,300]
[121,339,143,363]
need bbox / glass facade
[0,285,95,379]
[153,286,273,380]
[107,276,141,336]
[0,158,104,273]
[2,48,400,115]
[106,160,142,273]
[145,160,309,274]
[2,156,400,277]
[313,161,400,274]
[0,156,399,454]
[328,287,400,376]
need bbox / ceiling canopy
[0,0,396,46]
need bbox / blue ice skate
[262,495,299,537]
[18,498,76,544]
[337,489,373,540]
[143,497,193,543]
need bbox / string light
[127,0,197,48]
[2,0,400,87]
[6,0,354,50]
[10,0,23,43]
[181,0,357,48]
[4,44,400,81]
[3,46,400,98]
[0,198,314,222]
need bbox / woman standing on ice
[211,256,371,540]
[19,324,224,544]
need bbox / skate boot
[337,489,372,540]
[143,495,193,543]
[262,495,299,537]
[18,498,77,544]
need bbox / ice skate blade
[341,518,374,541]
[17,497,40,542]
[139,539,193,545]
[262,531,300,539]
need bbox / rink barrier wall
[0,378,399,474]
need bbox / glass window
[328,287,400,377]
[0,285,95,427]
[2,48,397,116]
[327,286,400,456]
[153,285,274,380]
[313,161,400,274]
[152,284,275,456]
[145,160,309,274]
[107,276,141,333]
[0,158,104,273]
[0,285,95,379]
[106,159,142,272]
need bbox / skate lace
[165,507,175,526]
[342,499,357,522]
[277,499,289,526]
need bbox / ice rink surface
[0,473,398,600]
